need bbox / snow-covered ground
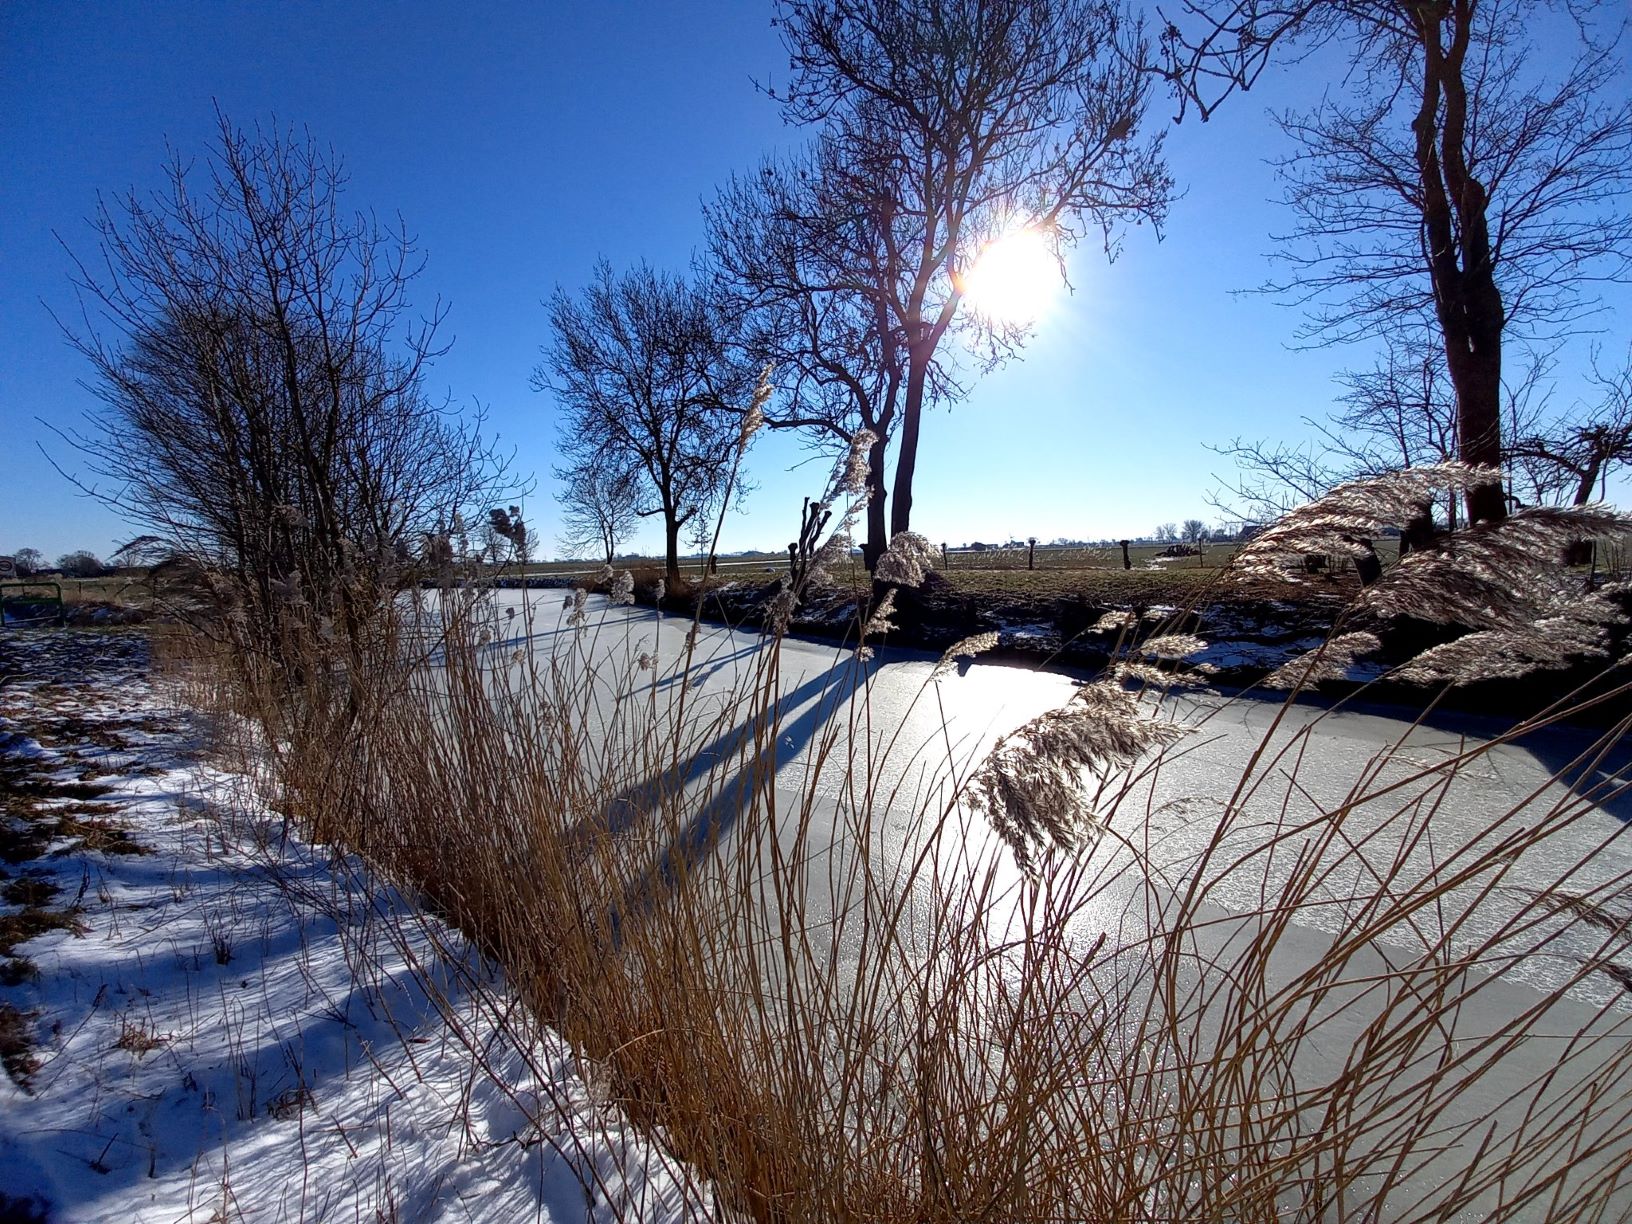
[0,628,713,1223]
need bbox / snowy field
[0,628,714,1223]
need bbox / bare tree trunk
[1413,2,1506,527]
[862,430,890,569]
[1447,330,1507,523]
[664,516,682,581]
[1575,461,1603,507]
[889,349,929,538]
[1400,501,1438,558]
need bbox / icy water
[447,588,1632,1011]
[431,589,1632,1220]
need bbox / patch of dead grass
[0,906,84,959]
[113,1018,169,1056]
[0,1002,40,1089]
[53,813,150,857]
[2,876,60,908]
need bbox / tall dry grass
[193,478,1632,1221]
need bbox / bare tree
[770,0,1171,549]
[1510,342,1632,508]
[1212,338,1553,537]
[12,548,43,576]
[1335,347,1461,479]
[476,519,507,567]
[708,141,958,569]
[55,114,511,651]
[1212,340,1462,529]
[539,262,749,579]
[556,457,641,565]
[1182,518,1209,544]
[56,551,106,578]
[1162,0,1632,526]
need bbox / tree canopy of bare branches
[55,114,511,650]
[555,458,642,565]
[1162,0,1632,526]
[708,138,961,569]
[755,0,1170,559]
[539,262,750,579]
[1509,342,1632,507]
[1211,337,1553,531]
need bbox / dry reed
[190,477,1632,1221]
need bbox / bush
[55,551,106,578]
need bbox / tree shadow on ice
[1512,724,1632,825]
[583,659,868,845]
[644,640,764,696]
[600,654,878,936]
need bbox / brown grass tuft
[0,1003,41,1089]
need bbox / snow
[0,629,715,1222]
[991,619,1061,649]
[1190,635,1328,672]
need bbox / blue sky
[3,1,1627,564]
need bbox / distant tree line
[3,548,116,578]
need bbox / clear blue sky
[3,1,1627,564]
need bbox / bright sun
[961,228,1058,325]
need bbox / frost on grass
[1234,463,1632,685]
[966,681,1187,873]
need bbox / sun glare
[961,228,1058,325]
